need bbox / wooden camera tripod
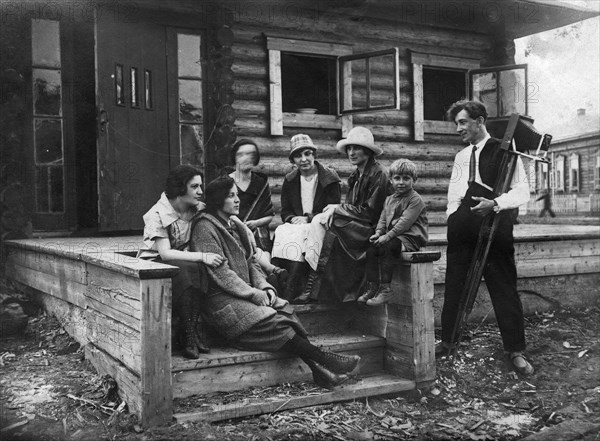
[447,113,553,358]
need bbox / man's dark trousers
[441,202,526,352]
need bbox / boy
[358,159,428,306]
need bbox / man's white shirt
[446,134,530,218]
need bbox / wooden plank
[433,255,600,285]
[139,278,172,427]
[342,56,353,136]
[85,343,142,417]
[282,113,342,129]
[30,291,140,374]
[173,347,383,397]
[174,374,415,423]
[515,239,600,261]
[266,36,352,56]
[409,263,436,383]
[7,249,87,284]
[389,265,413,307]
[410,51,479,70]
[7,261,88,309]
[254,158,454,177]
[4,238,178,280]
[268,49,283,136]
[423,120,456,134]
[234,18,490,53]
[8,260,142,329]
[246,136,462,160]
[172,333,384,371]
[413,63,424,141]
[400,251,441,263]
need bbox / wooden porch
[4,223,599,426]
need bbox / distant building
[531,108,600,213]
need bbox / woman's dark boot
[292,269,319,304]
[178,288,202,359]
[303,359,348,389]
[283,261,306,301]
[182,317,200,359]
[282,335,361,375]
[190,293,210,354]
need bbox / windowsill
[423,120,455,135]
[283,112,342,130]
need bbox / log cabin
[1,0,599,427]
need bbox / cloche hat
[289,134,317,160]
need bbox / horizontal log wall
[231,11,493,223]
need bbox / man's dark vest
[451,137,515,253]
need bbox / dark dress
[314,157,390,302]
[236,171,275,251]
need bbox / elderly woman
[271,134,341,302]
[140,165,223,359]
[190,176,360,389]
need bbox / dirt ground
[1,288,599,441]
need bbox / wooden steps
[173,373,415,423]
[172,332,385,397]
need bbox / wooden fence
[527,193,600,214]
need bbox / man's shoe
[305,360,349,389]
[357,281,379,303]
[435,341,455,358]
[366,284,393,306]
[508,352,534,376]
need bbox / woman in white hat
[271,134,341,302]
[297,126,390,303]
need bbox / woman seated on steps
[139,165,223,359]
[190,176,361,389]
[271,134,341,303]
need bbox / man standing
[438,100,534,376]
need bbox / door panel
[95,16,169,231]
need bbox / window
[554,155,565,192]
[267,37,352,136]
[470,64,528,119]
[176,33,203,165]
[410,51,479,141]
[267,37,401,137]
[569,153,579,192]
[339,48,400,114]
[31,19,64,214]
[595,152,600,190]
[281,53,336,115]
[539,162,549,191]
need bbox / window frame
[595,151,600,191]
[338,47,400,115]
[469,64,529,120]
[410,51,479,141]
[267,36,353,136]
[554,155,565,192]
[569,153,580,192]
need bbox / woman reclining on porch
[190,176,361,389]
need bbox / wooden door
[95,16,170,231]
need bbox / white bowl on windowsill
[296,108,318,114]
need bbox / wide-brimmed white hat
[335,126,383,156]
